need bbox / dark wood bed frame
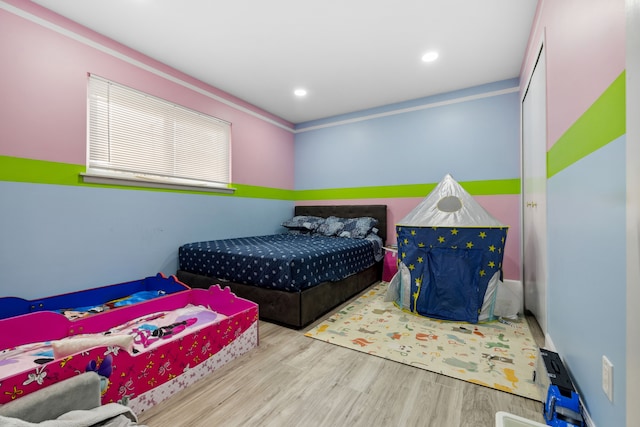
[177,204,387,329]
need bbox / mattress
[0,305,227,382]
[179,233,382,292]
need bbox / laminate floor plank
[139,309,547,427]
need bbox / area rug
[305,282,542,401]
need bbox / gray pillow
[281,215,325,232]
[338,217,379,239]
[316,216,344,236]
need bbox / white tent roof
[397,174,505,227]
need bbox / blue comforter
[179,233,382,292]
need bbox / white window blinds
[86,74,232,192]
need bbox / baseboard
[580,397,596,427]
[544,332,556,352]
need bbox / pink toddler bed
[0,284,258,414]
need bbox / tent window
[83,74,233,193]
[437,196,462,213]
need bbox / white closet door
[521,44,548,335]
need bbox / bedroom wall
[0,1,296,298]
[294,80,522,281]
[520,0,627,426]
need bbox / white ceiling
[31,0,538,124]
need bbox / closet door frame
[520,37,548,338]
[626,0,640,424]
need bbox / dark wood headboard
[294,204,387,243]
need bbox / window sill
[81,172,236,194]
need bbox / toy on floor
[536,348,585,427]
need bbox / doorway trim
[520,34,550,344]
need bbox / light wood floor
[139,298,547,427]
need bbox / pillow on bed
[316,216,344,236]
[281,215,325,232]
[338,217,379,239]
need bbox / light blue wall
[547,136,627,427]
[0,181,293,299]
[295,80,521,190]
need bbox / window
[84,74,233,193]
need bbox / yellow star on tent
[404,238,409,244]
[402,252,407,258]
[451,228,459,235]
[417,256,424,263]
[438,236,446,243]
[409,264,415,271]
[411,230,416,236]
[478,231,487,239]
[466,241,474,249]
[418,242,425,247]
[488,245,496,252]
[479,270,486,277]
[488,261,495,268]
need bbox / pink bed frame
[0,284,258,414]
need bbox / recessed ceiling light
[421,51,439,62]
[294,88,307,97]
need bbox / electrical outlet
[602,355,613,402]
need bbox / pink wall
[520,0,625,149]
[3,1,522,280]
[298,194,521,280]
[0,1,295,189]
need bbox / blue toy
[544,384,584,426]
[538,349,585,427]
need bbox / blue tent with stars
[391,174,508,323]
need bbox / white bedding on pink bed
[0,305,227,380]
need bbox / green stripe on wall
[547,72,626,178]
[232,184,295,200]
[294,178,520,200]
[0,155,294,199]
[0,155,519,199]
[0,156,85,186]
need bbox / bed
[177,204,387,329]
[0,276,258,415]
[0,273,189,321]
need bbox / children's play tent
[388,174,508,323]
